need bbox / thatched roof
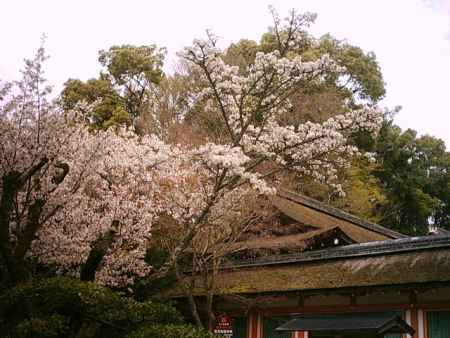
[273,190,406,243]
[228,227,356,259]
[225,190,406,259]
[169,235,450,296]
[210,249,450,295]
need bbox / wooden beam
[297,292,305,308]
[409,290,418,307]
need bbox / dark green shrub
[12,314,70,338]
[0,277,183,338]
[127,324,215,338]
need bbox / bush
[0,277,183,338]
[127,324,215,338]
[12,314,70,338]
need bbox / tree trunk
[80,221,118,281]
[174,262,204,328]
[187,291,204,328]
[205,258,217,332]
[206,290,215,331]
[14,199,45,261]
[0,159,49,285]
[0,172,22,285]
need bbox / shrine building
[171,190,450,338]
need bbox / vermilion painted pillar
[294,331,309,338]
[411,308,419,338]
[248,311,260,338]
[417,309,425,338]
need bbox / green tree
[60,45,165,129]
[304,34,386,103]
[372,123,450,234]
[297,115,450,236]
[223,39,259,72]
[61,77,129,128]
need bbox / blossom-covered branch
[179,8,382,196]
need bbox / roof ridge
[277,189,408,239]
[231,226,354,251]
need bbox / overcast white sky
[1,0,450,145]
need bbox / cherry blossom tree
[153,8,383,327]
[0,46,263,290]
[0,44,173,288]
[1,10,382,329]
[170,9,382,253]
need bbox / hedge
[126,324,215,338]
[0,277,183,338]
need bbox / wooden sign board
[213,314,233,338]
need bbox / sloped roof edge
[277,189,407,239]
[276,313,415,335]
[222,234,450,270]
